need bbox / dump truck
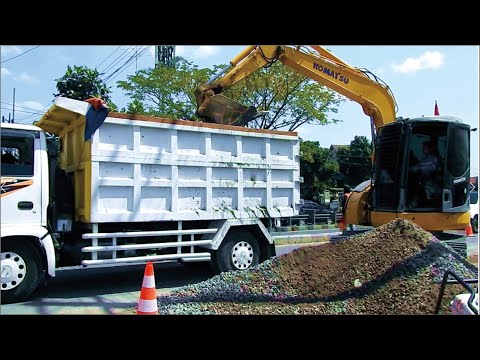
[0,97,300,303]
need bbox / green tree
[117,57,213,120]
[125,99,146,115]
[300,140,339,201]
[54,65,115,109]
[117,58,342,130]
[222,61,343,131]
[336,136,372,187]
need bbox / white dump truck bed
[38,97,300,223]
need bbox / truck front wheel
[213,231,260,274]
[1,239,43,304]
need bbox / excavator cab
[372,117,471,226]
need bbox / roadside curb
[275,224,339,232]
[276,241,330,247]
[273,232,342,245]
[272,226,374,246]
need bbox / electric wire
[1,46,41,64]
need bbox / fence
[281,211,341,226]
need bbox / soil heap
[158,219,478,314]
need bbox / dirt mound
[158,219,477,314]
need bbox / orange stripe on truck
[0,179,33,197]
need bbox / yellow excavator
[195,45,472,231]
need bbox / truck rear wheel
[1,239,43,304]
[213,230,260,274]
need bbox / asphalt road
[0,243,309,315]
[1,261,212,315]
[0,232,477,315]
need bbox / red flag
[434,101,440,116]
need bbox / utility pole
[12,88,16,123]
[155,46,176,68]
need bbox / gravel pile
[157,219,477,314]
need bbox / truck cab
[1,123,48,227]
[1,123,56,303]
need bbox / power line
[106,46,149,84]
[95,46,122,70]
[13,115,36,122]
[24,100,55,115]
[12,118,37,124]
[104,47,148,84]
[1,46,41,64]
[13,112,42,122]
[100,46,135,76]
[1,101,44,114]
[37,99,55,112]
[100,46,133,73]
[10,100,54,123]
[2,113,38,125]
[100,47,135,83]
[1,107,44,115]
[104,46,147,82]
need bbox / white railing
[80,224,217,266]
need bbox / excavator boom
[195,45,397,129]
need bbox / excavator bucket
[196,94,259,126]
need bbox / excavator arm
[195,45,397,129]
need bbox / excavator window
[372,122,403,211]
[406,124,446,210]
[446,125,470,208]
[447,126,469,178]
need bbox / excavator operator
[409,140,442,207]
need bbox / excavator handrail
[434,269,478,315]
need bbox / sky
[1,45,478,176]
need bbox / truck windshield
[1,131,35,177]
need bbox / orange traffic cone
[136,262,158,315]
[465,224,474,237]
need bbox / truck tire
[1,239,43,304]
[213,230,260,274]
